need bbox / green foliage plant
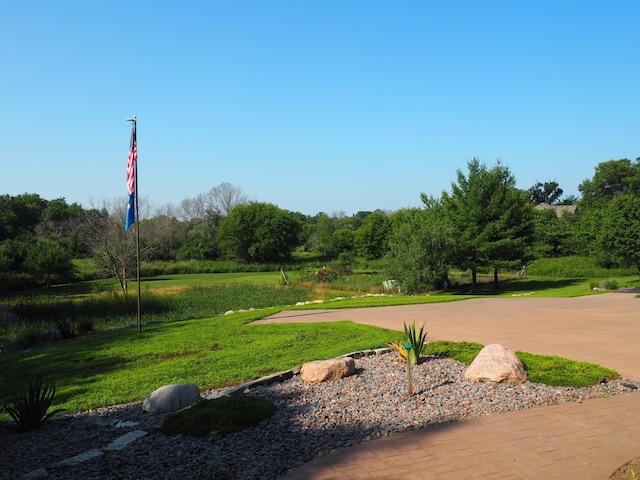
[527,256,636,278]
[3,378,63,432]
[161,395,275,436]
[388,340,410,363]
[385,206,453,293]
[12,326,47,350]
[389,321,428,365]
[404,320,427,365]
[216,202,301,263]
[440,158,535,290]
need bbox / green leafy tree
[578,158,640,208]
[532,208,580,257]
[175,229,219,261]
[355,211,392,260]
[597,194,640,275]
[0,238,28,272]
[385,205,454,293]
[441,158,535,289]
[305,212,355,258]
[576,158,640,256]
[330,228,356,257]
[25,235,74,286]
[217,202,301,263]
[351,210,373,229]
[0,193,47,248]
[527,181,564,205]
[37,198,87,257]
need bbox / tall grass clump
[6,292,174,330]
[172,284,314,318]
[527,256,636,278]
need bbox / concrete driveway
[258,292,640,379]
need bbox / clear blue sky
[2,1,638,216]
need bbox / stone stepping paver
[104,429,148,451]
[49,448,104,469]
[22,428,148,478]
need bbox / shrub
[53,316,76,339]
[0,304,19,328]
[601,278,619,290]
[12,327,47,350]
[2,378,63,432]
[161,395,276,436]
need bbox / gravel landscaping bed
[3,351,639,480]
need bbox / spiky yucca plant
[388,321,428,365]
[388,341,410,362]
[3,378,64,432]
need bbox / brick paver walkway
[256,292,640,479]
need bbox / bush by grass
[527,256,636,278]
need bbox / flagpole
[126,115,142,334]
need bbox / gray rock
[104,429,148,451]
[20,467,48,479]
[142,383,201,413]
[115,419,139,428]
[49,449,103,469]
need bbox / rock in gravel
[464,344,528,384]
[142,383,201,413]
[300,357,356,382]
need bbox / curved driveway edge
[257,292,640,379]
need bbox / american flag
[125,122,137,230]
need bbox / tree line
[1,157,639,293]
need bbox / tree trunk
[471,267,477,290]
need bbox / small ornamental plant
[388,320,428,366]
[2,378,64,432]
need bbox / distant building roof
[534,202,579,217]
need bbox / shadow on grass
[447,278,586,296]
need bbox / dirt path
[256,292,640,379]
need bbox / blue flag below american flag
[125,122,137,230]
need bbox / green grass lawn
[0,309,404,414]
[1,271,635,418]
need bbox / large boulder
[464,344,527,384]
[142,383,201,413]
[300,357,356,382]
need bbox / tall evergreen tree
[441,159,535,289]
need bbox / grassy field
[0,259,637,418]
[1,309,403,413]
